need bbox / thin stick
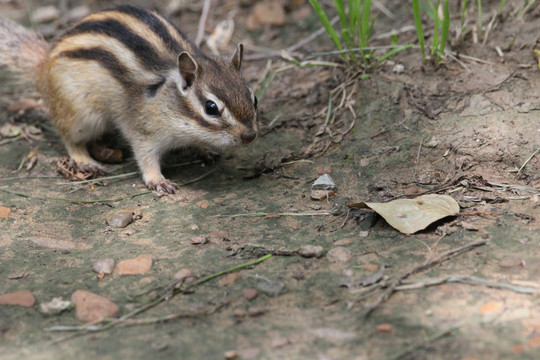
[214,212,331,218]
[195,0,211,47]
[362,239,487,317]
[0,187,151,204]
[244,14,340,61]
[46,254,272,340]
[395,275,540,294]
[386,323,462,360]
[517,146,540,177]
[1,168,218,204]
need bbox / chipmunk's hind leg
[62,141,107,176]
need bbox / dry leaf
[362,194,459,235]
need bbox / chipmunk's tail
[0,16,49,84]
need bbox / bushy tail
[0,16,49,84]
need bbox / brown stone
[71,290,119,322]
[0,206,12,219]
[117,255,152,275]
[242,288,258,301]
[0,290,35,307]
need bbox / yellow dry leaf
[364,194,460,235]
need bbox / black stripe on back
[61,47,134,91]
[63,19,169,71]
[114,5,183,54]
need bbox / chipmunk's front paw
[146,179,178,194]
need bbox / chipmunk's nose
[241,131,257,144]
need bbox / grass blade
[439,0,450,57]
[308,0,344,54]
[378,44,413,62]
[361,0,372,47]
[412,0,425,60]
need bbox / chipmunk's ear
[230,44,243,71]
[177,52,198,90]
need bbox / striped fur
[2,5,258,193]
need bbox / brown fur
[0,7,257,193]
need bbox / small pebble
[311,173,337,191]
[39,297,71,315]
[233,309,247,318]
[190,224,200,231]
[334,238,352,246]
[224,350,239,360]
[191,235,209,245]
[116,255,152,275]
[0,206,12,219]
[257,280,286,297]
[242,288,258,301]
[174,268,194,282]
[106,207,142,228]
[316,165,332,175]
[0,290,35,307]
[327,247,352,263]
[247,307,267,317]
[375,323,394,333]
[298,245,324,258]
[71,290,119,322]
[92,258,115,275]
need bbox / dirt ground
[1,1,539,359]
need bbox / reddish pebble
[0,206,12,219]
[233,309,247,318]
[375,323,394,333]
[316,166,332,175]
[242,288,258,300]
[196,200,210,209]
[174,268,194,282]
[0,290,35,307]
[71,290,119,322]
[248,307,267,317]
[117,255,152,275]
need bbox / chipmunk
[0,5,258,193]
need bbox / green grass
[309,1,515,66]
[309,0,409,67]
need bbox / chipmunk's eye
[204,100,220,116]
[254,96,258,110]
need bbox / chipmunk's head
[171,44,258,149]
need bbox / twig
[361,239,487,317]
[517,146,540,177]
[0,168,218,203]
[386,323,462,360]
[46,254,273,342]
[0,187,151,204]
[195,0,211,47]
[214,212,331,218]
[244,15,340,61]
[395,275,540,294]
